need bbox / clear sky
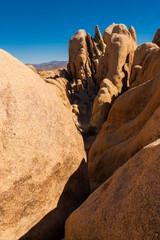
[0,0,160,63]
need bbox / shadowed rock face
[65,139,160,240]
[19,159,89,240]
[152,28,160,47]
[0,50,90,240]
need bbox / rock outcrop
[64,26,160,240]
[68,25,106,92]
[68,29,92,85]
[90,78,118,129]
[27,64,37,73]
[68,23,137,130]
[65,139,160,240]
[130,43,160,87]
[90,24,136,128]
[67,26,106,130]
[2,24,160,240]
[0,50,90,240]
[152,28,160,47]
[88,44,160,187]
[88,74,160,186]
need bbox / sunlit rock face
[0,49,89,240]
[88,44,160,187]
[64,26,160,240]
[65,139,160,240]
[68,23,137,130]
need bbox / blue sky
[0,0,160,63]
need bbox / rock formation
[0,50,89,240]
[68,23,137,130]
[63,26,160,240]
[65,139,160,240]
[27,64,37,73]
[2,23,160,240]
[152,28,160,47]
[68,29,92,85]
[68,25,106,92]
[130,43,160,87]
[90,24,136,128]
[87,41,160,188]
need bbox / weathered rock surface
[27,65,37,73]
[102,23,136,91]
[68,25,106,91]
[152,28,160,47]
[64,25,160,240]
[68,29,92,84]
[130,43,160,87]
[88,44,160,186]
[39,68,68,80]
[90,78,118,129]
[65,139,160,240]
[88,75,160,185]
[68,24,137,130]
[0,50,89,240]
[90,23,136,128]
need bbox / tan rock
[90,79,118,128]
[102,23,136,92]
[90,23,136,128]
[72,104,79,115]
[67,26,107,131]
[39,68,67,80]
[27,65,37,73]
[44,77,71,109]
[65,139,160,240]
[0,49,89,240]
[76,79,84,92]
[68,26,106,92]
[88,74,160,185]
[152,28,160,47]
[68,30,92,82]
[130,43,160,87]
[129,25,137,49]
[132,42,158,67]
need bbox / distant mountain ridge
[27,60,68,71]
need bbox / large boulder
[89,78,118,129]
[88,44,160,186]
[68,24,137,130]
[67,26,106,130]
[88,74,160,186]
[67,29,92,84]
[65,139,160,240]
[90,23,136,128]
[0,49,90,240]
[68,26,106,91]
[130,43,160,87]
[27,64,37,73]
[102,23,136,91]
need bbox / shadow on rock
[19,159,90,240]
